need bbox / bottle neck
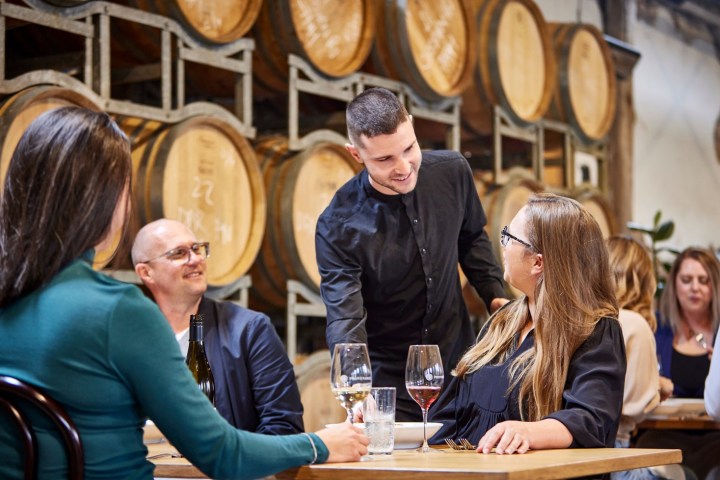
[189,315,204,343]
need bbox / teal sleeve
[309,432,330,463]
[106,288,323,479]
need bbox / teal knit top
[0,253,327,479]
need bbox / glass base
[415,446,444,453]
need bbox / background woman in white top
[607,236,681,480]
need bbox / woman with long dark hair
[0,107,367,479]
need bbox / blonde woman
[430,193,625,453]
[607,237,681,480]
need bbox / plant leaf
[653,221,675,242]
[653,210,662,228]
[627,222,654,235]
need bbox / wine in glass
[405,344,443,453]
[331,343,372,423]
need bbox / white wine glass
[330,343,372,424]
[405,344,443,453]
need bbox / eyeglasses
[140,242,210,265]
[501,226,533,250]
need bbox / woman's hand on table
[476,421,532,454]
[315,421,369,462]
[476,419,572,454]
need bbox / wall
[631,6,720,251]
[534,0,603,27]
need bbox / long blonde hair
[607,236,657,331]
[455,193,618,421]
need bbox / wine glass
[330,343,372,423]
[405,344,444,453]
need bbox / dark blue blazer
[198,297,304,434]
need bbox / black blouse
[429,316,626,448]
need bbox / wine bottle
[185,314,215,405]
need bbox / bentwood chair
[0,375,84,480]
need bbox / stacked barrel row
[0,85,357,306]
[1,0,619,311]
[30,0,616,142]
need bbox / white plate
[648,398,706,418]
[392,422,443,449]
[326,422,443,450]
[675,398,706,416]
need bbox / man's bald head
[131,218,195,266]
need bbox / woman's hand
[659,376,674,401]
[476,419,572,454]
[315,422,369,462]
[477,421,531,454]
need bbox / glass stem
[347,408,354,424]
[421,407,429,453]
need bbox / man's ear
[345,143,363,165]
[135,263,153,285]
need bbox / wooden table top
[637,414,720,430]
[147,442,682,480]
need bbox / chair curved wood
[0,375,84,480]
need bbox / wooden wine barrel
[0,86,100,189]
[547,23,617,144]
[27,0,260,45]
[250,137,361,309]
[462,0,556,135]
[252,0,376,93]
[125,0,262,44]
[368,0,475,103]
[294,350,347,432]
[571,187,617,239]
[131,115,266,286]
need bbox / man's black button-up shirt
[316,150,505,420]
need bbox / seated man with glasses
[132,219,304,435]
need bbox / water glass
[363,387,396,455]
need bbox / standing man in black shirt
[315,87,508,421]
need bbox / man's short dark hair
[346,87,409,147]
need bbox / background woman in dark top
[430,193,625,454]
[635,247,720,480]
[655,247,719,398]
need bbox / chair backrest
[0,376,84,480]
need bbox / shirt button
[427,303,432,311]
[412,219,419,225]
[424,328,429,335]
[421,248,427,255]
[426,277,433,286]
